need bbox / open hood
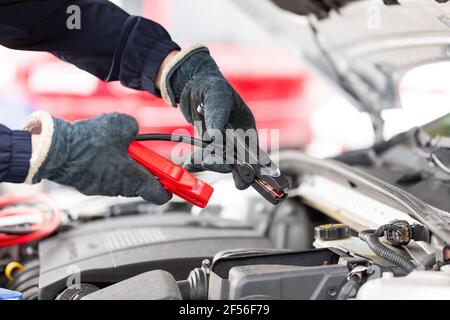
[233,0,450,135]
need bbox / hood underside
[234,0,450,120]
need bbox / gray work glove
[159,45,257,190]
[23,112,172,204]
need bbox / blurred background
[2,0,450,196]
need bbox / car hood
[233,0,450,134]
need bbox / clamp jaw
[196,103,289,205]
[224,125,289,205]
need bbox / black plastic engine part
[207,248,350,300]
[383,220,413,246]
[336,130,450,213]
[82,270,181,300]
[226,264,349,300]
[271,0,355,19]
[315,224,351,241]
[56,284,99,300]
[38,213,273,300]
[267,199,327,251]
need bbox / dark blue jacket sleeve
[0,0,180,96]
[0,125,31,183]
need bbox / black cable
[359,225,416,274]
[135,133,208,148]
[136,133,235,165]
[135,133,259,169]
[0,226,33,235]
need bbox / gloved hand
[23,112,172,204]
[159,45,257,190]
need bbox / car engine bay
[1,137,449,300]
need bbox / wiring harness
[0,194,61,248]
[359,222,417,274]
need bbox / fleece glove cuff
[22,111,55,185]
[159,44,209,108]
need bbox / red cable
[0,193,61,248]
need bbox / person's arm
[0,112,173,204]
[0,0,258,190]
[0,0,180,96]
[0,125,31,183]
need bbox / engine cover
[38,213,272,299]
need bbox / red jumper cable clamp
[128,142,214,208]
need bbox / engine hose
[359,226,416,274]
